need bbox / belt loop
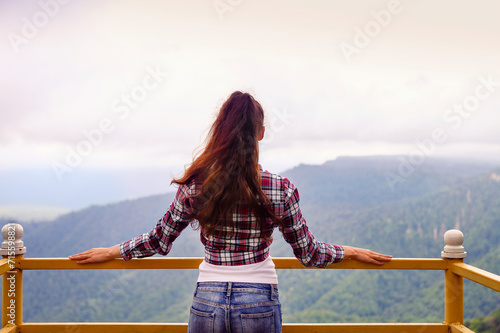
[270,284,275,300]
[226,282,232,297]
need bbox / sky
[1,0,500,218]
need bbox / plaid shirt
[120,166,344,267]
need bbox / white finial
[441,229,467,258]
[0,223,27,256]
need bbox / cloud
[1,0,499,174]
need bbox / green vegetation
[2,157,499,324]
[465,308,500,332]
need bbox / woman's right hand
[342,246,392,265]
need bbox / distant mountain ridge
[0,204,70,222]
[283,155,496,207]
[4,156,499,324]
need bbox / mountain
[4,156,499,325]
[280,162,500,323]
[465,307,500,332]
[282,156,496,209]
[0,204,70,222]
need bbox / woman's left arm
[70,184,194,265]
[69,244,121,264]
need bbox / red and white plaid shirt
[120,166,344,267]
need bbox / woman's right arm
[280,178,391,267]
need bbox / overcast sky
[1,0,500,214]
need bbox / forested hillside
[3,156,499,325]
[465,308,500,332]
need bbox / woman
[70,91,392,333]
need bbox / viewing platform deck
[1,225,499,333]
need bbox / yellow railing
[1,225,499,333]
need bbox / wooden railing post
[1,223,26,328]
[441,229,467,326]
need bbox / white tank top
[197,255,278,284]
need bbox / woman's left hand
[69,244,121,264]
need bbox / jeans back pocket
[241,310,275,333]
[188,306,215,333]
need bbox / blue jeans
[188,282,282,333]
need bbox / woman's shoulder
[259,165,297,195]
[175,177,201,197]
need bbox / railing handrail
[2,224,499,333]
[451,262,500,292]
[15,257,449,270]
[9,256,500,292]
[13,256,500,290]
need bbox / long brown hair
[172,91,281,238]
